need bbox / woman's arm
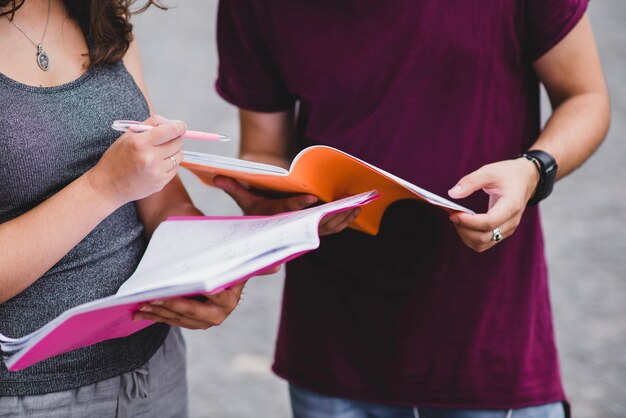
[0,173,119,303]
[0,108,185,304]
[123,39,202,234]
[123,40,247,329]
[0,33,186,303]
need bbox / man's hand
[447,158,539,252]
[213,175,360,236]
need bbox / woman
[0,0,245,416]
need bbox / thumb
[213,175,240,194]
[448,169,489,199]
[213,175,252,199]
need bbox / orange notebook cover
[181,145,474,235]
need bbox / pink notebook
[0,191,378,371]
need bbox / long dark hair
[0,0,167,68]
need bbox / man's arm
[448,12,610,252]
[213,108,361,233]
[531,13,610,178]
[214,108,320,215]
[239,108,296,167]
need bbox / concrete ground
[132,2,626,417]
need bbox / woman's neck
[0,0,90,87]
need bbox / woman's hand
[447,158,539,252]
[133,281,247,329]
[86,115,186,208]
[213,175,360,236]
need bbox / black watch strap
[517,150,558,206]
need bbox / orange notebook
[181,145,474,235]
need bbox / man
[212,0,610,416]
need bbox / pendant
[36,44,49,71]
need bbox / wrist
[515,157,541,203]
[516,150,558,205]
[84,168,127,210]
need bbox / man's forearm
[239,108,296,168]
[531,90,610,180]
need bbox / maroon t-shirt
[216,0,587,410]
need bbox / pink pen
[111,120,231,142]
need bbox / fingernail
[304,195,318,205]
[139,305,151,312]
[152,300,163,306]
[132,314,142,321]
[449,185,463,196]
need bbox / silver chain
[5,0,52,49]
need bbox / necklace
[5,0,52,71]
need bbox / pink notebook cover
[4,192,379,371]
[7,256,300,371]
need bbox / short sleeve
[215,0,296,112]
[525,0,588,62]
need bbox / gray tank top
[0,61,169,395]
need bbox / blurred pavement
[132,2,626,417]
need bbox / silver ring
[168,155,177,171]
[492,227,503,243]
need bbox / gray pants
[0,327,188,418]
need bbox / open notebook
[0,191,378,371]
[182,145,474,235]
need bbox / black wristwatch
[517,150,558,206]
